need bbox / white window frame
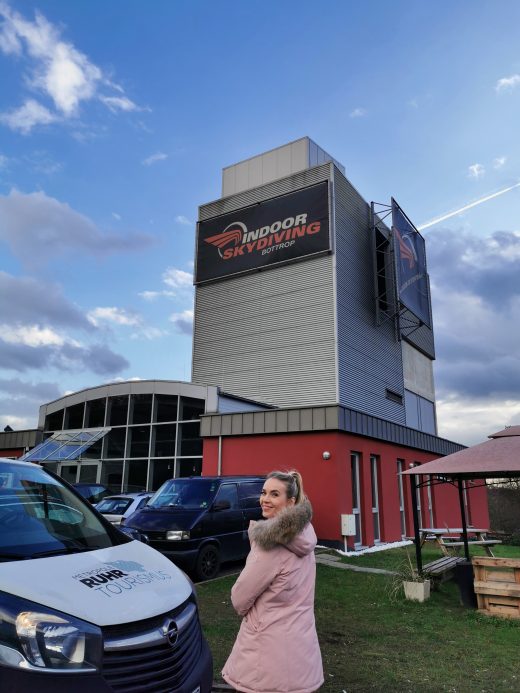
[396,459,406,539]
[370,455,381,543]
[350,453,362,547]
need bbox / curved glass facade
[40,383,209,493]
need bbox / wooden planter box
[472,556,520,619]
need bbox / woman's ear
[288,496,296,506]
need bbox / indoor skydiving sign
[391,198,431,327]
[195,181,330,284]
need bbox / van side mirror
[212,499,231,511]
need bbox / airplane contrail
[418,181,520,231]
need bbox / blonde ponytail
[266,469,306,505]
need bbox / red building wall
[203,431,489,548]
[0,448,24,458]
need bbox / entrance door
[77,463,99,484]
[60,464,78,485]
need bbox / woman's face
[260,477,295,519]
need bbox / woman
[222,470,323,693]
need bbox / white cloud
[0,2,142,132]
[0,414,34,430]
[0,324,65,347]
[349,107,367,118]
[169,309,193,335]
[0,99,57,133]
[130,326,168,340]
[87,306,141,327]
[138,290,176,301]
[496,74,520,93]
[99,95,139,113]
[408,98,419,109]
[437,396,520,447]
[493,156,507,169]
[142,152,168,166]
[175,215,192,226]
[162,267,193,288]
[468,163,485,179]
[112,212,121,220]
[0,153,8,168]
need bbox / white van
[0,458,212,692]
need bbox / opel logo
[163,619,178,647]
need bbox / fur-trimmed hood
[249,499,314,554]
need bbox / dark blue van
[123,476,265,580]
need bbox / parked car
[95,492,153,525]
[72,482,113,505]
[124,475,265,581]
[0,458,212,692]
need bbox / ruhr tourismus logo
[195,181,330,284]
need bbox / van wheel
[195,545,221,581]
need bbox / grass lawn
[197,545,520,692]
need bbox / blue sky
[1,0,520,446]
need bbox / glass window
[105,429,126,458]
[177,459,202,477]
[97,497,133,514]
[238,481,263,509]
[370,455,380,542]
[128,426,150,458]
[64,403,84,429]
[100,460,123,492]
[59,464,77,485]
[150,459,174,490]
[152,424,176,457]
[419,397,436,435]
[0,461,118,560]
[44,409,64,432]
[124,460,148,492]
[82,438,102,460]
[85,398,106,428]
[177,422,202,456]
[108,395,129,426]
[130,394,153,425]
[350,453,362,546]
[397,459,406,538]
[148,478,217,510]
[214,483,238,510]
[154,394,178,423]
[179,397,204,421]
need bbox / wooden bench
[421,556,465,585]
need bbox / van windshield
[0,460,120,562]
[147,479,218,510]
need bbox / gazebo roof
[402,426,520,479]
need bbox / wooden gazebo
[402,426,520,574]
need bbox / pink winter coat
[222,501,323,693]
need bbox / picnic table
[417,528,501,558]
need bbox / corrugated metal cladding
[192,254,336,407]
[333,169,406,423]
[199,162,333,221]
[0,429,42,450]
[193,163,336,408]
[200,405,464,457]
[400,309,435,359]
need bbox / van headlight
[0,591,102,672]
[166,530,190,541]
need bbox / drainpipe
[217,436,222,476]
